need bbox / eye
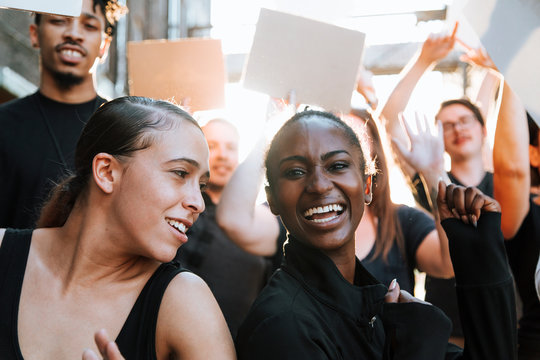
[173,170,188,178]
[329,161,349,172]
[85,23,98,30]
[50,19,66,25]
[283,168,305,179]
[199,182,208,191]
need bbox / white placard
[463,0,540,125]
[0,0,82,16]
[242,8,366,113]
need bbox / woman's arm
[157,272,236,359]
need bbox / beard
[51,70,84,90]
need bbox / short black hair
[34,0,127,37]
[436,98,485,127]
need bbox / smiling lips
[303,204,344,223]
[166,218,188,234]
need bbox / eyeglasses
[440,115,478,133]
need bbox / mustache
[55,40,87,56]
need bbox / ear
[29,23,39,49]
[364,175,373,205]
[265,185,279,215]
[98,35,112,62]
[92,153,121,194]
[530,144,540,168]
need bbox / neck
[39,71,98,104]
[450,154,485,186]
[43,204,157,291]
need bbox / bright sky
[200,0,467,206]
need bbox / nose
[63,19,84,42]
[306,166,333,194]
[183,182,206,215]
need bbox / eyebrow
[79,12,101,22]
[278,150,351,166]
[167,158,210,178]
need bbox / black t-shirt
[361,204,435,294]
[0,91,106,228]
[505,195,540,355]
[412,171,493,337]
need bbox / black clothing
[505,196,540,359]
[0,92,106,228]
[413,171,494,338]
[362,205,435,293]
[176,192,272,338]
[0,229,188,360]
[236,212,516,360]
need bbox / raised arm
[380,22,458,178]
[437,183,516,360]
[493,81,530,239]
[215,132,280,256]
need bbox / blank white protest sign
[463,0,540,125]
[0,0,82,16]
[242,8,366,113]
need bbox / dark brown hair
[436,98,485,127]
[351,110,405,263]
[528,112,540,186]
[37,96,199,228]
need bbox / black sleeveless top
[0,229,188,359]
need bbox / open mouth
[303,204,344,223]
[166,218,188,234]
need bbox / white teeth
[166,219,187,234]
[303,204,343,217]
[311,214,339,223]
[61,49,82,58]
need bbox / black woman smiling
[235,110,516,360]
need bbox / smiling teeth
[61,49,82,58]
[303,204,343,217]
[166,219,187,234]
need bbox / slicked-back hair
[37,96,200,228]
[264,110,373,192]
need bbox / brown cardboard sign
[242,8,366,113]
[0,0,82,16]
[127,38,226,112]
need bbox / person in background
[0,0,127,229]
[0,96,235,360]
[493,79,540,359]
[176,118,278,338]
[379,23,501,346]
[347,111,453,294]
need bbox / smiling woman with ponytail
[0,96,235,360]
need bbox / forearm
[493,81,530,238]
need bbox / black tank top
[0,229,188,359]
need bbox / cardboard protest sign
[242,8,366,113]
[0,0,82,16]
[127,38,226,112]
[463,0,540,125]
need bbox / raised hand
[418,22,459,65]
[436,181,501,225]
[459,46,497,71]
[391,112,445,176]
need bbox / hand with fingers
[418,21,459,65]
[384,278,431,305]
[82,329,125,360]
[459,46,498,72]
[392,112,446,178]
[355,65,378,110]
[437,181,501,226]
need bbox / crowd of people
[0,1,538,359]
